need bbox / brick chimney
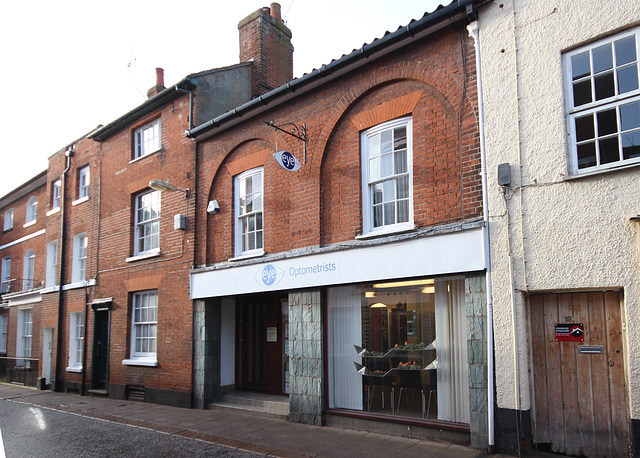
[238,3,294,98]
[147,67,166,99]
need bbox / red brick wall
[197,23,482,266]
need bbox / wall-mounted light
[149,179,189,198]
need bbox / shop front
[191,224,488,442]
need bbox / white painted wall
[478,0,640,418]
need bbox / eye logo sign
[255,264,285,287]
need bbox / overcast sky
[0,0,443,197]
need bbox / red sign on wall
[555,323,584,342]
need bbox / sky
[0,0,444,197]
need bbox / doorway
[42,328,53,388]
[529,291,630,457]
[91,310,109,390]
[236,293,287,395]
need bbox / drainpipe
[55,145,73,391]
[175,86,195,131]
[467,20,496,451]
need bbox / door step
[209,392,289,420]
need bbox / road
[0,398,258,457]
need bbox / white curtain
[434,278,470,423]
[327,285,363,410]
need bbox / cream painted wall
[478,0,640,418]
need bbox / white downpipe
[467,20,495,449]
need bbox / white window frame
[4,208,13,231]
[134,119,161,159]
[72,234,87,284]
[23,249,35,291]
[78,166,90,199]
[46,241,58,288]
[565,27,640,175]
[234,167,264,258]
[26,196,37,224]
[52,180,61,209]
[361,117,414,237]
[17,308,32,367]
[134,190,160,256]
[0,315,7,354]
[124,290,158,366]
[1,257,10,294]
[67,312,83,371]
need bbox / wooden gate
[529,291,630,457]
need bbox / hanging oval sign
[273,150,301,171]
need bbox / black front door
[91,310,109,390]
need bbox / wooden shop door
[529,292,630,457]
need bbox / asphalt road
[0,399,259,458]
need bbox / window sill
[62,279,96,291]
[356,225,416,240]
[46,207,60,217]
[2,228,12,233]
[129,148,163,165]
[126,250,161,263]
[23,220,36,228]
[566,160,640,181]
[72,196,89,206]
[122,358,157,367]
[66,367,82,373]
[228,249,265,262]
[40,285,60,294]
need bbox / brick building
[189,0,490,448]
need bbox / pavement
[0,383,548,457]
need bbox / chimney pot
[155,67,165,87]
[270,3,281,21]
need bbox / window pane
[394,149,408,174]
[248,232,255,250]
[577,142,597,169]
[594,72,615,100]
[369,135,380,157]
[253,192,263,212]
[394,126,407,150]
[620,102,640,131]
[373,205,383,227]
[248,214,255,232]
[593,43,613,73]
[373,183,383,205]
[383,202,395,225]
[380,153,393,178]
[622,131,640,159]
[256,212,263,230]
[380,130,392,153]
[397,176,409,199]
[397,200,409,223]
[597,109,618,136]
[618,65,639,94]
[256,231,263,249]
[599,137,620,164]
[573,80,592,106]
[575,114,595,141]
[615,36,636,66]
[571,51,591,80]
[369,157,380,182]
[382,179,395,201]
[245,195,253,213]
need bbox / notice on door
[267,326,278,342]
[555,323,584,342]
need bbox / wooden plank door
[529,292,630,457]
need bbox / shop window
[565,28,640,174]
[234,167,264,257]
[361,117,413,236]
[327,277,469,423]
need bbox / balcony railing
[0,278,43,296]
[0,357,40,387]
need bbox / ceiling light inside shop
[373,279,434,288]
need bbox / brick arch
[312,60,474,176]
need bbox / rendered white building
[478,0,640,456]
